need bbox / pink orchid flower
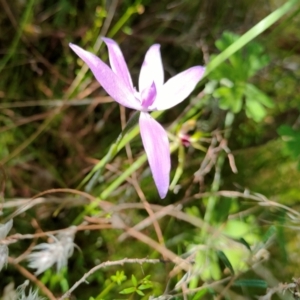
[69,38,205,198]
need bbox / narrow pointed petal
[154,66,205,111]
[139,44,164,92]
[102,37,133,91]
[139,112,170,198]
[69,43,141,110]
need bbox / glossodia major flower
[69,38,205,198]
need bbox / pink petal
[139,112,170,199]
[102,37,134,92]
[141,82,157,108]
[69,43,141,110]
[153,66,205,110]
[139,44,164,93]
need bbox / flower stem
[202,111,235,229]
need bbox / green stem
[73,142,178,224]
[79,111,162,191]
[0,0,35,73]
[100,143,178,199]
[95,281,116,299]
[203,0,299,79]
[203,112,235,226]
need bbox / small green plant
[111,270,127,285]
[205,31,273,122]
[120,274,153,297]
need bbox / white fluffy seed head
[16,281,45,300]
[0,245,8,271]
[27,226,77,275]
[0,219,13,272]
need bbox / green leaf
[262,226,277,244]
[244,83,272,122]
[215,31,239,52]
[233,279,267,288]
[60,277,69,292]
[136,289,145,296]
[245,99,266,122]
[278,125,298,137]
[131,274,138,286]
[209,60,236,81]
[139,283,153,290]
[247,43,270,76]
[232,237,252,251]
[142,275,151,281]
[245,84,274,108]
[204,80,218,94]
[214,86,243,113]
[192,289,208,300]
[120,287,136,294]
[217,250,234,275]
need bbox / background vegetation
[1,0,300,299]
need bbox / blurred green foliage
[205,31,273,121]
[278,125,300,169]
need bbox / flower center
[141,81,157,109]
